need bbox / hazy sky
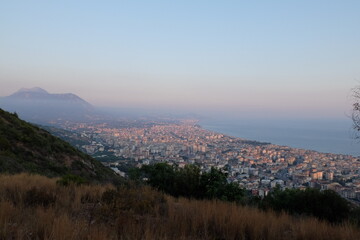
[1,1,360,119]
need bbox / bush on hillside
[56,174,88,186]
[261,187,350,223]
[134,163,245,202]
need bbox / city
[48,119,360,202]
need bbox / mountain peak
[1,88,95,123]
[16,87,49,94]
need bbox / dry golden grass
[0,173,359,240]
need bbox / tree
[141,163,178,196]
[137,163,245,202]
[176,164,202,198]
[261,188,350,223]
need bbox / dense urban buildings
[50,119,360,202]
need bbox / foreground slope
[0,108,120,183]
[1,173,360,240]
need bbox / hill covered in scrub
[1,173,360,240]
[0,108,121,183]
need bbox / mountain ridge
[15,87,49,94]
[0,87,95,123]
[7,87,92,107]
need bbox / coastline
[199,119,360,157]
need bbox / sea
[200,118,360,157]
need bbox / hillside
[0,108,121,183]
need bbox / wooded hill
[0,108,121,184]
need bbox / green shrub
[0,137,11,151]
[137,163,245,202]
[262,187,350,223]
[56,174,88,186]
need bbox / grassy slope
[0,108,121,183]
[0,173,359,240]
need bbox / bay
[200,118,360,157]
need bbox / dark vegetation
[0,108,121,184]
[261,187,351,224]
[131,163,245,202]
[56,174,88,186]
[41,125,91,148]
[132,162,359,225]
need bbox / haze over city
[1,1,359,119]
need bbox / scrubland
[0,173,359,240]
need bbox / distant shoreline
[199,120,360,157]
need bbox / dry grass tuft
[0,173,359,239]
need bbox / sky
[1,0,360,119]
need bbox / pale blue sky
[1,1,360,118]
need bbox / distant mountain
[0,87,95,123]
[0,108,121,183]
